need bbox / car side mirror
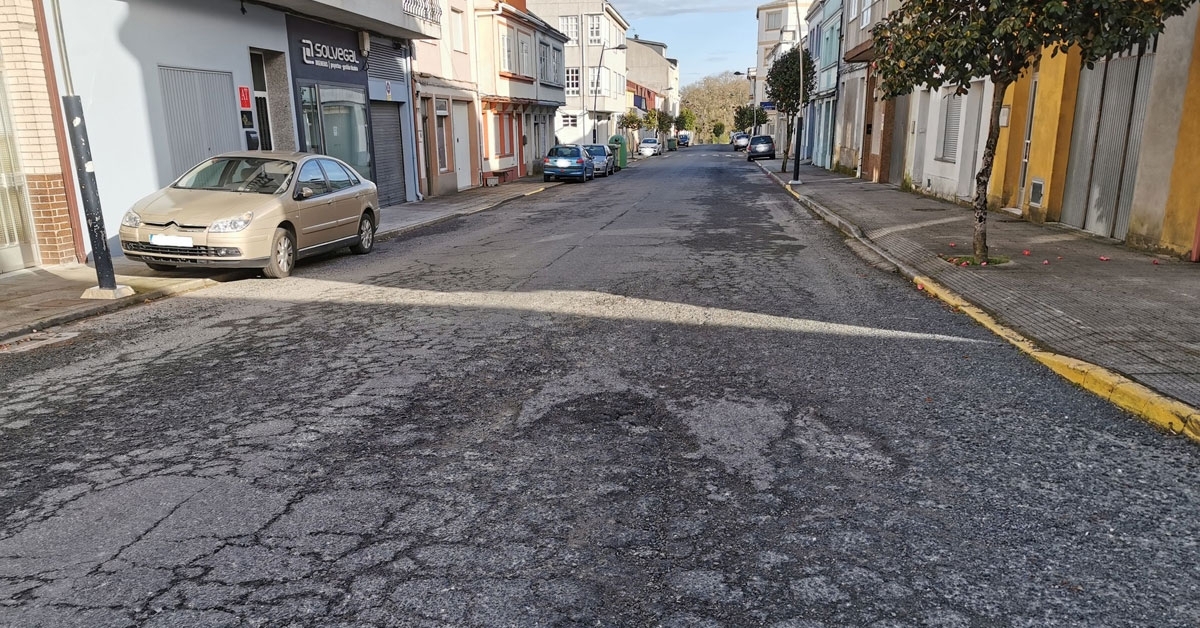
[297,186,314,200]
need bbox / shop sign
[239,86,252,110]
[286,14,367,83]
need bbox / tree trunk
[972,80,1009,263]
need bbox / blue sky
[609,0,758,87]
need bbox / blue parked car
[543,145,595,183]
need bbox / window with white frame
[552,48,563,84]
[560,16,578,45]
[766,11,782,30]
[848,0,858,21]
[499,26,514,73]
[589,67,600,94]
[451,9,465,52]
[566,67,580,95]
[519,32,533,77]
[562,115,578,127]
[588,14,603,45]
[937,92,963,163]
[861,0,872,27]
[538,42,552,82]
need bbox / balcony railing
[403,0,442,23]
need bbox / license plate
[149,234,193,247]
[556,159,571,167]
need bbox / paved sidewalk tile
[0,178,560,343]
[785,165,1200,409]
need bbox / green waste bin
[608,135,628,170]
[667,138,678,151]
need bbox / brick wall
[0,0,77,265]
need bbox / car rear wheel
[350,213,375,255]
[145,262,176,272]
[263,227,296,279]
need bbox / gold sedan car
[119,151,379,278]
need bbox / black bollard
[62,95,116,290]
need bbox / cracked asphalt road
[2,147,1198,627]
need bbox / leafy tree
[680,72,748,143]
[765,47,816,171]
[712,122,726,140]
[642,109,660,138]
[676,109,697,133]
[874,0,1196,263]
[617,108,643,142]
[734,105,767,133]
[656,109,675,137]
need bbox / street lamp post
[592,43,627,143]
[733,69,758,135]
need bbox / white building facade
[525,0,629,145]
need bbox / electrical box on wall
[1030,179,1045,207]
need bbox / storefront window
[298,84,371,178]
[0,74,36,272]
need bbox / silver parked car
[584,144,616,176]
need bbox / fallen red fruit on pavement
[1153,259,1161,265]
[960,262,969,267]
[917,284,925,291]
[1023,250,1031,256]
[1057,256,1063,260]
[1099,256,1111,261]
[1042,260,1050,265]
[949,243,956,247]
[981,261,988,266]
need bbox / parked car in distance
[733,133,751,151]
[638,137,662,157]
[584,144,616,177]
[119,151,377,279]
[678,132,691,147]
[747,135,776,161]
[543,145,595,182]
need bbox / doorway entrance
[452,101,472,190]
[300,83,371,179]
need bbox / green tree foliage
[680,72,749,143]
[656,109,675,136]
[734,105,767,133]
[642,109,660,136]
[712,122,726,140]
[676,109,697,132]
[765,47,817,171]
[874,0,1197,262]
[618,108,642,135]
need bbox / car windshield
[641,139,657,145]
[585,146,608,157]
[174,158,295,194]
[548,146,579,158]
[751,137,772,144]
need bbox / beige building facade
[0,0,80,273]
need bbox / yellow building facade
[990,6,1200,260]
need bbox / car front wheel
[263,227,296,279]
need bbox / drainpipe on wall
[33,0,85,264]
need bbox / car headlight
[208,211,253,233]
[120,211,141,228]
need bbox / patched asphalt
[1,147,1198,626]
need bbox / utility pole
[790,0,805,185]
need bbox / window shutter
[941,94,962,162]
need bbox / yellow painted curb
[913,275,1200,443]
[524,186,547,197]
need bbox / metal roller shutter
[159,67,241,177]
[370,103,406,206]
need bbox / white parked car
[638,137,662,157]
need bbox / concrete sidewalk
[761,163,1200,439]
[0,177,559,346]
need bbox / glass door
[298,84,371,180]
[0,77,36,273]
